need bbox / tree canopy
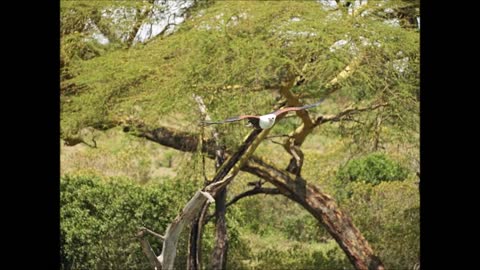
[61,0,419,147]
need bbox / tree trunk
[244,159,384,270]
[210,187,228,270]
[187,203,208,270]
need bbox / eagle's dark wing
[272,99,325,116]
[202,115,260,125]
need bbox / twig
[139,226,165,241]
[226,187,281,208]
[315,102,389,126]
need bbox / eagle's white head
[259,114,276,129]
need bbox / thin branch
[266,139,285,146]
[226,187,281,208]
[315,102,389,126]
[139,226,165,241]
[204,186,282,224]
[193,94,225,170]
[137,228,162,270]
[324,51,366,95]
[265,134,290,139]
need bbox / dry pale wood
[138,190,215,270]
[160,191,214,270]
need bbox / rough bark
[210,187,228,270]
[279,53,366,176]
[243,159,384,270]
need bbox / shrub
[345,181,420,269]
[60,173,198,269]
[337,153,408,185]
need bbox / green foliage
[223,195,349,269]
[61,0,419,146]
[60,173,198,270]
[337,152,408,185]
[344,181,420,269]
[281,212,330,243]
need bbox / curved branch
[226,187,281,208]
[242,159,385,270]
[204,186,283,224]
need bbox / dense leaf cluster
[337,152,408,185]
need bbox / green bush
[337,153,408,185]
[281,212,330,243]
[344,181,420,269]
[60,173,198,270]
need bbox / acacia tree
[61,0,419,269]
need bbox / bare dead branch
[138,190,215,270]
[139,226,165,241]
[161,191,215,270]
[205,128,267,195]
[138,98,271,270]
[193,94,226,172]
[137,228,163,270]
